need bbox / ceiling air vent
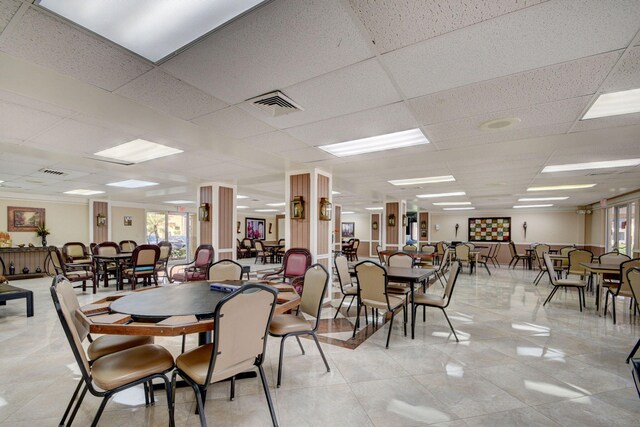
[39,168,68,176]
[245,91,303,117]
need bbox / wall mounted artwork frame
[7,207,45,232]
[341,222,355,238]
[468,217,511,242]
[246,218,266,240]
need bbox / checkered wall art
[468,217,511,242]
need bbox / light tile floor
[0,262,638,426]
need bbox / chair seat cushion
[362,295,405,311]
[123,266,156,276]
[269,314,312,335]
[91,344,174,391]
[387,284,410,295]
[176,343,256,385]
[66,270,93,281]
[342,285,357,295]
[556,279,586,287]
[172,271,207,282]
[88,335,153,361]
[413,293,446,307]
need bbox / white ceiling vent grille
[39,168,68,176]
[245,91,303,117]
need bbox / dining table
[92,252,133,290]
[580,262,621,315]
[261,241,284,263]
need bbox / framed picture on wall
[7,206,45,232]
[341,222,355,238]
[468,217,511,242]
[123,216,133,226]
[246,218,266,240]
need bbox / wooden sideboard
[0,247,50,280]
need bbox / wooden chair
[169,244,214,283]
[208,259,243,282]
[49,246,96,293]
[93,242,120,286]
[119,240,137,252]
[62,242,92,270]
[344,239,360,261]
[156,241,172,280]
[261,248,312,293]
[254,240,270,264]
[121,244,160,290]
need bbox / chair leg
[353,303,362,337]
[59,379,83,426]
[441,309,459,342]
[230,376,235,401]
[295,335,305,355]
[192,383,207,427]
[533,270,543,285]
[543,287,559,306]
[385,311,394,348]
[577,288,583,312]
[67,382,88,426]
[311,333,330,372]
[277,336,287,387]
[333,295,346,319]
[258,365,279,427]
[91,396,110,427]
[143,381,150,406]
[162,376,175,427]
[612,295,617,324]
[346,295,355,316]
[484,262,491,275]
[627,338,640,363]
[403,307,407,336]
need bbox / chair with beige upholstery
[625,267,640,362]
[172,284,278,426]
[533,244,551,285]
[93,241,121,286]
[508,241,530,269]
[402,244,417,252]
[605,258,640,324]
[376,244,386,265]
[598,251,630,290]
[254,240,270,264]
[269,264,331,387]
[121,244,160,290]
[242,238,256,258]
[386,252,414,295]
[334,254,357,318]
[62,242,93,270]
[455,243,475,274]
[344,238,360,261]
[51,276,174,427]
[49,246,96,293]
[119,240,137,252]
[557,245,574,274]
[208,259,243,282]
[412,261,462,342]
[567,249,593,279]
[435,241,448,265]
[156,241,172,281]
[353,261,407,348]
[415,244,436,268]
[236,238,249,259]
[433,247,452,287]
[485,243,502,268]
[543,253,587,311]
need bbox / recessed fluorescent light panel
[443,207,475,211]
[255,209,278,212]
[38,0,266,62]
[416,191,466,198]
[64,189,105,196]
[106,179,158,188]
[237,195,249,199]
[513,204,553,209]
[542,158,640,173]
[365,207,384,211]
[432,202,471,206]
[332,191,341,195]
[518,197,568,202]
[94,139,182,164]
[236,205,249,209]
[266,202,286,207]
[319,129,429,157]
[341,211,355,214]
[164,200,194,204]
[582,88,640,120]
[527,184,595,192]
[388,175,455,186]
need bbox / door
[146,211,196,262]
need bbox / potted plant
[35,223,50,247]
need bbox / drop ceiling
[0,0,638,214]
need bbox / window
[606,202,638,255]
[146,211,196,261]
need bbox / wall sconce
[96,213,107,227]
[402,214,407,227]
[455,223,459,237]
[523,221,527,239]
[268,222,273,234]
[237,221,241,234]
[420,220,427,230]
[199,203,210,222]
[388,213,396,227]
[291,196,305,220]
[319,197,332,221]
[372,221,378,230]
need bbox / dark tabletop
[93,253,133,260]
[110,281,257,319]
[384,266,435,282]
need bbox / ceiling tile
[239,59,401,129]
[0,89,76,117]
[410,51,620,125]
[572,113,640,132]
[0,99,66,140]
[241,131,308,153]
[277,147,334,163]
[0,8,152,91]
[284,102,418,146]
[426,96,589,142]
[383,0,640,98]
[116,69,227,120]
[192,106,274,139]
[161,0,372,104]
[0,0,21,34]
[601,46,640,92]
[349,0,546,53]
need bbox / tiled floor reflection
[0,262,638,426]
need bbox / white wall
[341,213,370,240]
[111,206,146,244]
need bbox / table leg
[411,282,415,339]
[26,291,33,317]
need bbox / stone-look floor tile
[413,371,527,418]
[185,391,279,427]
[534,395,638,426]
[331,347,410,383]
[276,383,373,427]
[350,376,457,426]
[462,406,561,426]
[592,386,640,416]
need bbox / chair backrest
[438,248,451,273]
[205,284,277,386]
[334,255,353,291]
[208,260,243,281]
[119,240,137,252]
[626,267,640,309]
[618,259,640,296]
[63,242,89,261]
[51,276,91,379]
[508,241,517,257]
[402,245,417,252]
[436,241,447,255]
[352,239,360,250]
[559,246,573,266]
[158,241,172,262]
[282,248,312,279]
[194,245,215,268]
[568,249,593,275]
[494,243,502,257]
[49,246,67,275]
[534,244,550,269]
[455,244,471,262]
[242,238,252,249]
[95,241,120,255]
[599,251,630,265]
[376,244,385,264]
[355,261,388,307]
[466,242,475,250]
[299,264,329,329]
[420,245,435,254]
[387,252,413,268]
[254,240,265,251]
[543,253,558,286]
[442,261,461,307]
[131,244,160,271]
[278,238,285,245]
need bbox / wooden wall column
[90,200,110,243]
[418,211,430,248]
[198,183,237,261]
[383,200,406,251]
